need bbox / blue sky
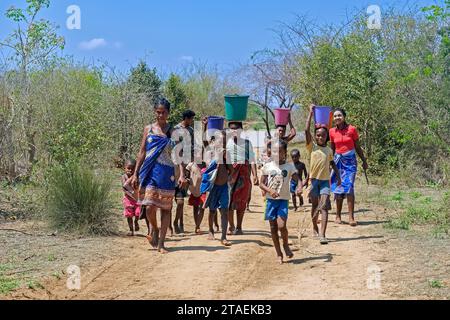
[0,0,436,73]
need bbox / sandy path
[12,184,396,300]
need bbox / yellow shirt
[306,142,334,181]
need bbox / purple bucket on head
[314,106,332,128]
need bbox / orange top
[329,125,359,154]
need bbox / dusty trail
[9,184,397,300]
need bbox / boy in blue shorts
[260,140,302,264]
[305,105,341,245]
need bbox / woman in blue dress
[132,99,187,254]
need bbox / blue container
[208,116,225,131]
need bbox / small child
[305,105,341,245]
[260,140,301,264]
[122,159,141,236]
[186,161,207,234]
[201,133,233,246]
[290,149,309,211]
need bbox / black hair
[276,125,287,130]
[155,98,171,112]
[291,149,300,157]
[228,121,243,129]
[334,108,347,119]
[182,110,196,120]
[125,159,136,167]
[315,127,330,143]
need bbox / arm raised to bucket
[305,104,315,146]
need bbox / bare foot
[134,221,140,232]
[234,229,244,236]
[335,218,343,224]
[207,232,215,240]
[283,245,294,259]
[294,207,298,212]
[221,239,232,247]
[350,220,358,227]
[227,228,235,236]
[158,247,169,254]
[196,228,202,235]
[127,231,134,237]
[277,256,284,265]
[215,226,220,233]
[312,231,319,239]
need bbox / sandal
[221,239,232,247]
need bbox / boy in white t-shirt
[260,140,302,264]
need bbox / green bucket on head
[224,95,249,121]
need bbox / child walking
[260,140,302,264]
[305,105,341,245]
[122,159,141,236]
[290,149,309,211]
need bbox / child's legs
[214,213,219,229]
[228,209,235,231]
[208,210,217,233]
[197,208,205,230]
[335,196,344,220]
[193,205,199,227]
[291,193,297,208]
[127,217,134,232]
[219,208,229,241]
[319,195,330,237]
[311,197,319,234]
[269,220,283,257]
[277,216,289,245]
[174,199,184,225]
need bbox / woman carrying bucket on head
[329,108,368,227]
[274,108,297,143]
[224,95,259,236]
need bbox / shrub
[47,163,116,235]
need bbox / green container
[224,95,249,121]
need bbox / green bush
[47,163,116,235]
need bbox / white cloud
[79,38,107,50]
[180,55,193,62]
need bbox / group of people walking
[121,98,368,263]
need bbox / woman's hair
[155,98,171,112]
[334,108,347,119]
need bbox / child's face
[272,147,287,164]
[277,126,286,138]
[291,153,300,163]
[228,123,242,139]
[315,128,328,146]
[125,164,135,177]
[154,105,169,122]
[185,117,195,127]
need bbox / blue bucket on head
[314,106,332,128]
[208,116,224,131]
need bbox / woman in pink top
[330,109,368,227]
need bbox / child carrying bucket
[274,108,297,143]
[305,104,341,245]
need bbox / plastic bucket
[207,116,225,131]
[224,95,249,121]
[274,108,291,126]
[314,106,332,128]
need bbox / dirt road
[7,184,401,300]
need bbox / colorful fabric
[229,163,252,212]
[331,149,357,196]
[306,142,334,181]
[138,133,176,211]
[329,125,359,155]
[188,194,205,207]
[265,199,289,221]
[200,160,218,195]
[261,161,297,200]
[123,196,141,218]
